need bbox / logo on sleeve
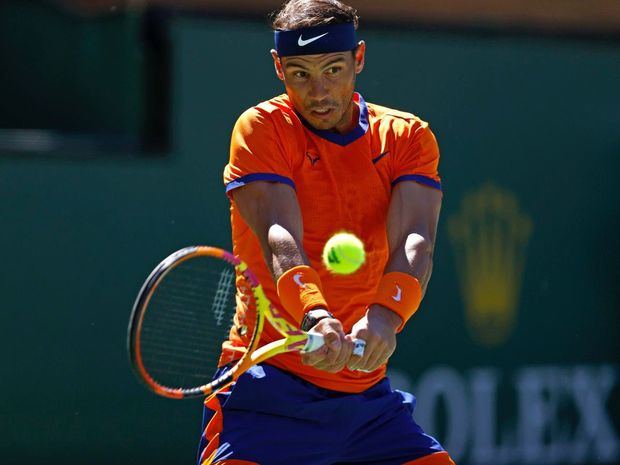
[392,285,402,302]
[298,32,329,47]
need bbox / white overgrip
[303,330,325,352]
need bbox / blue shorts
[197,364,450,465]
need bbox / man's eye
[294,71,307,78]
[327,67,342,75]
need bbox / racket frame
[128,246,323,399]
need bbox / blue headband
[274,22,357,57]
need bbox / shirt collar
[294,93,369,147]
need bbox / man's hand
[346,305,401,372]
[301,318,353,373]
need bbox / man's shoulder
[236,94,298,129]
[367,101,427,126]
[366,101,431,140]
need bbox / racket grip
[303,330,325,352]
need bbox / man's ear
[271,49,285,81]
[354,41,366,74]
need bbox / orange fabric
[276,265,329,324]
[223,93,440,393]
[372,272,422,332]
[402,451,456,465]
[199,393,225,465]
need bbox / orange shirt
[222,93,441,393]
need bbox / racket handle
[304,330,325,352]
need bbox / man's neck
[332,98,359,134]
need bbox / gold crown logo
[448,184,532,346]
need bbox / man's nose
[307,76,330,100]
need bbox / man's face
[272,42,365,132]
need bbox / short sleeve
[391,121,442,191]
[224,107,295,195]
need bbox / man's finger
[300,345,328,366]
[348,345,372,371]
[322,328,346,364]
[324,330,342,351]
[308,336,353,373]
[359,344,387,372]
[328,337,353,372]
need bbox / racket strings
[139,257,244,389]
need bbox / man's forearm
[384,232,434,293]
[265,223,309,279]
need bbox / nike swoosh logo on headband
[298,32,329,47]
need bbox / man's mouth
[311,108,334,119]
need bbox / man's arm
[231,181,353,372]
[347,181,442,371]
[384,180,442,292]
[232,181,307,278]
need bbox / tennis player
[198,1,453,464]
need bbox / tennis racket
[127,246,324,399]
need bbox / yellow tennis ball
[322,233,366,275]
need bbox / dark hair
[270,0,359,31]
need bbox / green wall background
[0,2,144,135]
[1,14,619,465]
